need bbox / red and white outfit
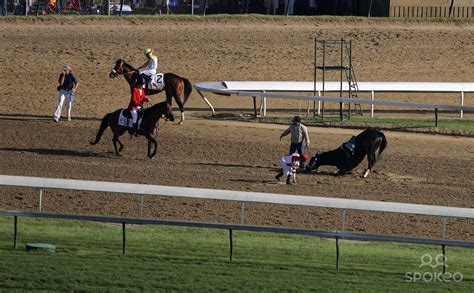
[279,153,301,177]
[128,86,148,125]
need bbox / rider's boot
[133,123,139,137]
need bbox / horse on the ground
[305,128,387,178]
[90,101,174,159]
[109,59,192,124]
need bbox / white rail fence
[195,81,474,121]
[1,175,473,269]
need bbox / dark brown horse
[305,128,387,178]
[110,59,192,124]
[90,101,174,159]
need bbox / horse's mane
[147,101,169,112]
[117,59,137,71]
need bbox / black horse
[305,128,387,178]
[110,59,192,125]
[90,101,174,159]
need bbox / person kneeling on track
[275,152,309,185]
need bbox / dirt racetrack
[0,16,473,240]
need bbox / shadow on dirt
[193,162,279,171]
[0,147,111,158]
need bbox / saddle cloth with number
[149,73,164,91]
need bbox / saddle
[342,136,356,157]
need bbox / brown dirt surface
[0,16,473,240]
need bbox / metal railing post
[229,229,233,261]
[240,202,245,224]
[122,222,126,256]
[460,91,464,119]
[442,244,446,274]
[336,237,340,269]
[13,216,18,249]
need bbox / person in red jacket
[128,79,149,135]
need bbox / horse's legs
[364,140,382,178]
[112,136,122,156]
[174,96,185,125]
[145,133,158,159]
[117,137,124,152]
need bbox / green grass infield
[0,217,473,291]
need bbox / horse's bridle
[110,61,122,78]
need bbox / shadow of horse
[0,147,110,158]
[0,113,100,122]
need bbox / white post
[460,91,464,119]
[317,91,321,115]
[107,0,110,16]
[441,217,447,239]
[196,89,215,116]
[371,91,375,118]
[191,0,194,15]
[38,188,43,212]
[263,97,267,117]
[240,202,245,224]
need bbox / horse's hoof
[149,156,155,160]
[178,121,183,125]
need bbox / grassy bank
[0,217,472,291]
[209,113,474,136]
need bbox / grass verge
[208,113,474,136]
[0,217,473,291]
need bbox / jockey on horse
[127,77,149,136]
[137,48,158,89]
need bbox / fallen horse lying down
[305,128,387,178]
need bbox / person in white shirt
[137,48,158,87]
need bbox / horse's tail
[90,113,111,145]
[376,131,388,162]
[183,78,193,105]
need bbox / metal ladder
[344,44,363,117]
[345,66,363,116]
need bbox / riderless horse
[110,59,192,125]
[305,128,387,178]
[90,101,174,159]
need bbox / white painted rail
[194,81,474,118]
[2,175,473,267]
[1,175,473,219]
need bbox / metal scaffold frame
[313,38,362,120]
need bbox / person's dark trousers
[1,0,7,16]
[288,142,304,156]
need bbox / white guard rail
[1,175,473,220]
[2,175,474,269]
[194,81,474,118]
